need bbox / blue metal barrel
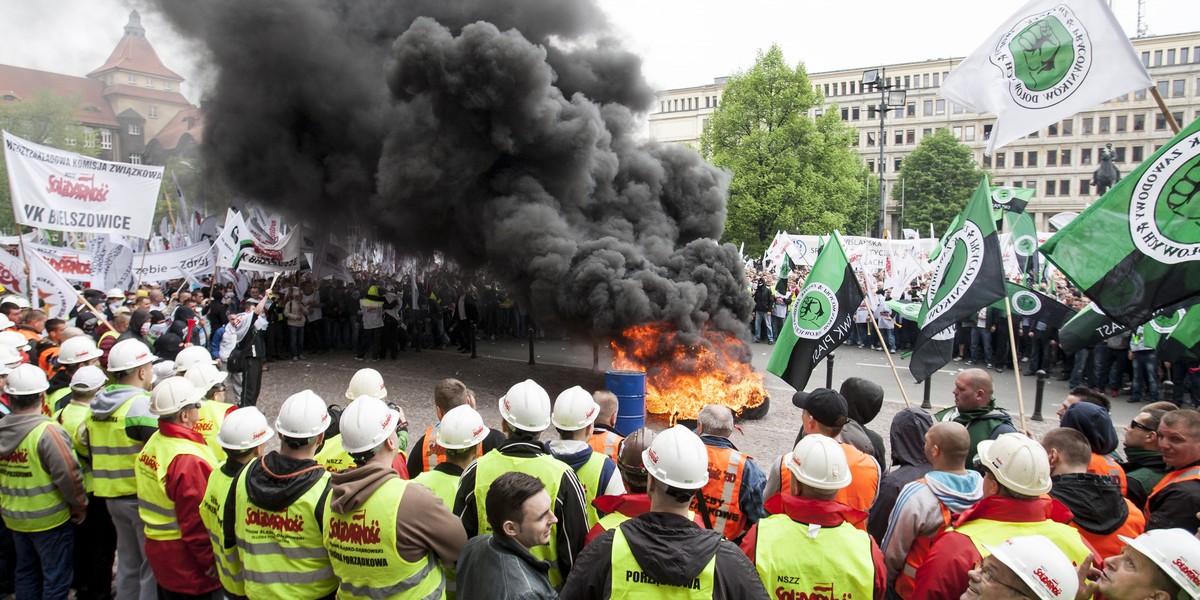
[605,369,646,436]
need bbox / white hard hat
[69,365,108,392]
[551,386,600,431]
[1119,529,1200,599]
[498,379,552,432]
[107,339,157,372]
[275,390,330,439]
[4,364,48,395]
[642,424,709,490]
[0,331,29,352]
[173,345,215,375]
[107,288,125,299]
[977,433,1052,496]
[152,361,176,387]
[344,368,388,400]
[785,434,851,491]
[0,314,13,330]
[339,396,402,453]
[983,535,1079,600]
[437,405,489,450]
[150,376,205,416]
[58,336,103,365]
[185,362,228,393]
[217,407,274,451]
[0,345,21,368]
[1,295,30,309]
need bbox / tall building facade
[648,31,1200,233]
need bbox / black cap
[792,388,850,428]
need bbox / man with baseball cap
[962,535,1080,600]
[913,433,1095,599]
[1087,528,1200,600]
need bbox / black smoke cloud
[151,0,752,342]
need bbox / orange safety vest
[421,425,447,472]
[777,443,879,530]
[690,445,748,540]
[893,479,952,600]
[1146,465,1200,520]
[38,346,60,378]
[587,429,623,463]
[1088,453,1128,496]
[1071,498,1145,562]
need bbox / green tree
[0,90,99,235]
[701,45,868,256]
[894,128,985,234]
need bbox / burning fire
[611,322,767,422]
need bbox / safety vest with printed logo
[233,461,336,600]
[894,479,952,599]
[421,425,447,472]
[752,513,874,600]
[575,452,607,528]
[323,477,445,600]
[0,421,72,532]
[588,429,623,463]
[953,516,1093,572]
[86,391,147,498]
[54,402,93,492]
[199,465,245,597]
[474,450,570,587]
[195,401,234,463]
[689,445,747,540]
[609,524,715,598]
[135,430,216,541]
[315,435,355,473]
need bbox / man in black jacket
[560,425,768,599]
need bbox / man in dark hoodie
[866,407,933,543]
[838,377,888,470]
[1119,408,1172,508]
[935,368,1016,467]
[226,390,336,600]
[1043,427,1145,562]
[1060,401,1128,494]
[560,425,768,599]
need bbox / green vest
[135,430,216,541]
[86,389,148,498]
[234,460,337,600]
[200,464,245,596]
[954,515,1093,568]
[753,513,874,599]
[474,449,570,587]
[610,525,715,598]
[575,452,607,528]
[0,421,72,532]
[315,435,356,473]
[324,477,445,600]
[195,401,234,463]
[412,469,459,509]
[54,402,92,492]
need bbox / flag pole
[13,229,33,306]
[1149,87,1182,134]
[1003,296,1028,432]
[868,302,912,408]
[133,241,149,292]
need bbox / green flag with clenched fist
[1042,116,1200,327]
[767,231,862,391]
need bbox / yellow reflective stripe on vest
[86,393,146,497]
[412,469,459,509]
[235,460,336,599]
[954,516,1093,569]
[0,421,71,532]
[576,452,607,528]
[610,525,715,598]
[474,450,569,587]
[200,466,245,596]
[325,477,445,600]
[753,513,874,598]
[135,431,216,541]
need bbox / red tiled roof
[152,106,203,151]
[87,14,183,81]
[100,83,190,105]
[0,64,119,127]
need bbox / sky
[2,0,1199,102]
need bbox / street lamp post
[862,68,906,239]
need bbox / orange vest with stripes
[690,445,748,540]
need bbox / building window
[983,124,993,140]
[1155,50,1163,66]
[995,152,1006,168]
[1014,152,1025,168]
[867,159,875,173]
[1061,149,1072,166]
[922,127,933,138]
[1134,113,1146,131]
[127,74,137,85]
[866,131,876,146]
[1195,47,1200,63]
[953,102,964,114]
[65,136,77,146]
[148,105,158,119]
[659,101,664,113]
[1080,179,1091,195]
[1081,148,1092,165]
[1047,150,1057,166]
[1027,129,1038,138]
[923,74,930,87]
[1099,116,1111,133]
[1185,47,1192,64]
[852,107,861,121]
[1157,112,1169,130]
[146,78,155,88]
[841,82,847,95]
[1059,180,1070,196]
[1142,51,1151,66]
[129,153,142,165]
[1168,49,1176,65]
[923,100,933,116]
[1174,110,1185,126]
[1048,122,1058,136]
[100,130,112,150]
[935,99,946,114]
[1133,146,1144,162]
[1082,117,1094,135]
[984,154,992,167]
[128,123,141,135]
[1174,79,1186,98]
[705,97,710,108]
[965,125,975,141]
[953,126,963,140]
[1045,180,1056,196]
[1061,119,1073,135]
[1135,88,1147,101]
[1026,180,1036,190]
[906,103,915,117]
[894,130,904,145]
[1117,115,1127,132]
[850,82,857,95]
[1027,151,1038,167]
[904,75,911,88]
[894,157,902,172]
[1115,146,1126,162]
[1157,80,1169,97]
[841,107,849,120]
[83,127,95,148]
[906,129,915,144]
[164,81,172,90]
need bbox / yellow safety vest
[575,452,607,528]
[609,525,715,598]
[54,402,92,492]
[324,477,445,600]
[954,516,1093,571]
[46,387,71,413]
[200,464,245,596]
[195,401,234,463]
[0,421,73,532]
[86,389,148,498]
[316,435,356,473]
[475,450,571,587]
[752,513,874,599]
[135,430,216,541]
[412,469,459,509]
[234,460,336,600]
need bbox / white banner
[87,236,133,293]
[0,249,29,300]
[24,249,78,320]
[130,242,216,284]
[28,243,92,282]
[237,227,301,273]
[216,209,252,269]
[2,131,163,238]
